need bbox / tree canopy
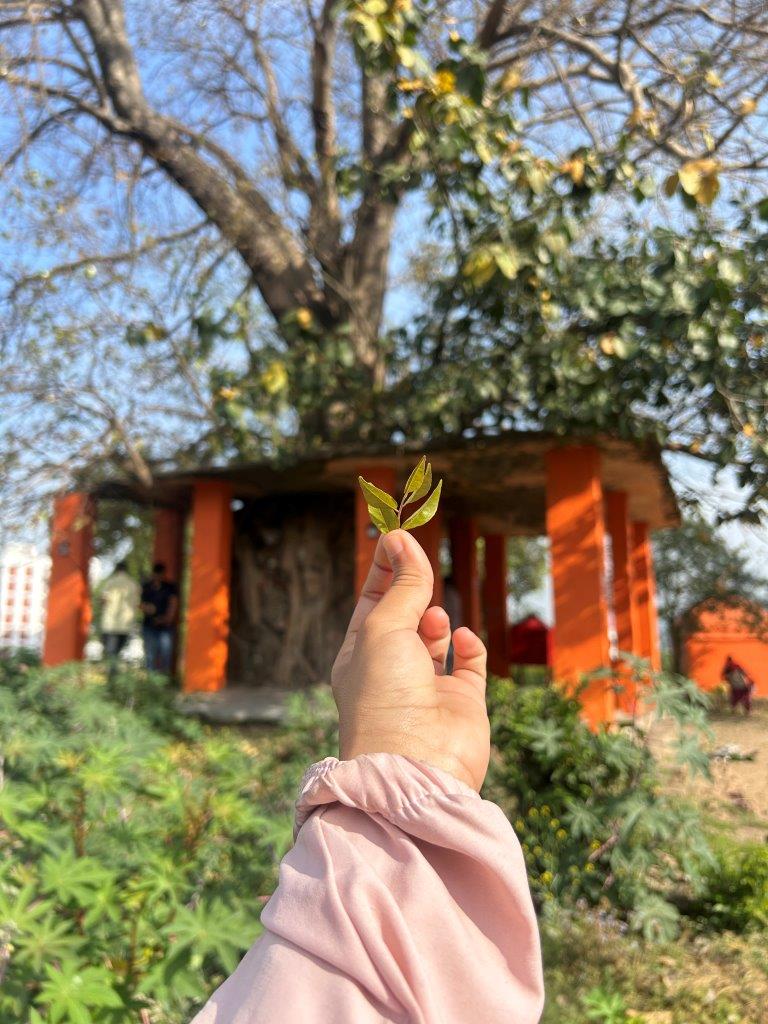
[0,1,767,522]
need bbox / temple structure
[42,432,675,727]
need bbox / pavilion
[42,433,674,727]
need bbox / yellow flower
[557,829,567,841]
[540,806,551,818]
[527,807,539,818]
[515,819,525,831]
[585,863,596,873]
[533,845,543,857]
[590,840,601,851]
[433,69,456,95]
[540,871,553,885]
[549,818,560,829]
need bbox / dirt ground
[651,698,768,838]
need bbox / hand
[331,529,490,791]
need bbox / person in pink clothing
[192,529,544,1023]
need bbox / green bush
[0,659,294,1023]
[483,674,713,940]
[689,838,768,931]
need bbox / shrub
[689,838,768,931]
[483,672,713,940]
[0,659,292,1023]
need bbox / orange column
[43,492,94,666]
[605,491,639,713]
[482,534,508,677]
[152,507,184,583]
[449,516,481,633]
[415,510,444,608]
[630,521,662,672]
[184,481,233,692]
[545,446,613,727]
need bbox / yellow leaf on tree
[296,307,314,329]
[433,69,456,95]
[500,67,522,92]
[705,69,723,88]
[738,96,757,116]
[560,157,585,184]
[397,78,425,92]
[261,361,288,395]
[743,424,756,437]
[599,333,616,356]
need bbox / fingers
[418,605,451,675]
[451,626,487,692]
[367,529,434,634]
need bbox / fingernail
[383,530,405,560]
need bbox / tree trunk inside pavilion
[228,493,355,689]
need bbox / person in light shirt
[100,560,140,677]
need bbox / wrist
[339,730,477,790]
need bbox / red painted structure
[508,615,551,667]
[43,433,674,725]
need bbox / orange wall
[684,605,768,697]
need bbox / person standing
[140,561,179,674]
[721,655,756,715]
[100,560,140,676]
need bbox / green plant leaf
[358,476,398,511]
[401,479,442,530]
[403,455,427,500]
[407,462,432,505]
[369,503,398,533]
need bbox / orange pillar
[449,516,481,633]
[605,491,639,713]
[43,492,94,666]
[482,534,508,676]
[355,465,397,597]
[545,446,613,727]
[152,507,184,583]
[415,510,444,608]
[631,521,662,672]
[184,481,233,692]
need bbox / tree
[653,517,767,671]
[506,536,547,619]
[0,1,767,520]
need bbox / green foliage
[483,672,713,940]
[0,659,293,1023]
[689,839,768,932]
[358,456,442,533]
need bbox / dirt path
[651,699,768,838]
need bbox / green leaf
[368,503,398,533]
[403,456,427,501]
[401,479,442,531]
[358,476,397,511]
[408,462,432,504]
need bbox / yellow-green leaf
[408,462,432,504]
[401,479,443,531]
[358,476,397,511]
[403,456,427,500]
[368,504,398,533]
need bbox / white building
[0,544,51,653]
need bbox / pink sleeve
[191,754,544,1024]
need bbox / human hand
[331,529,490,791]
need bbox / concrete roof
[94,430,679,534]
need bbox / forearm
[192,754,543,1024]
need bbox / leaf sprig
[358,456,442,534]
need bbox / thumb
[371,529,434,632]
